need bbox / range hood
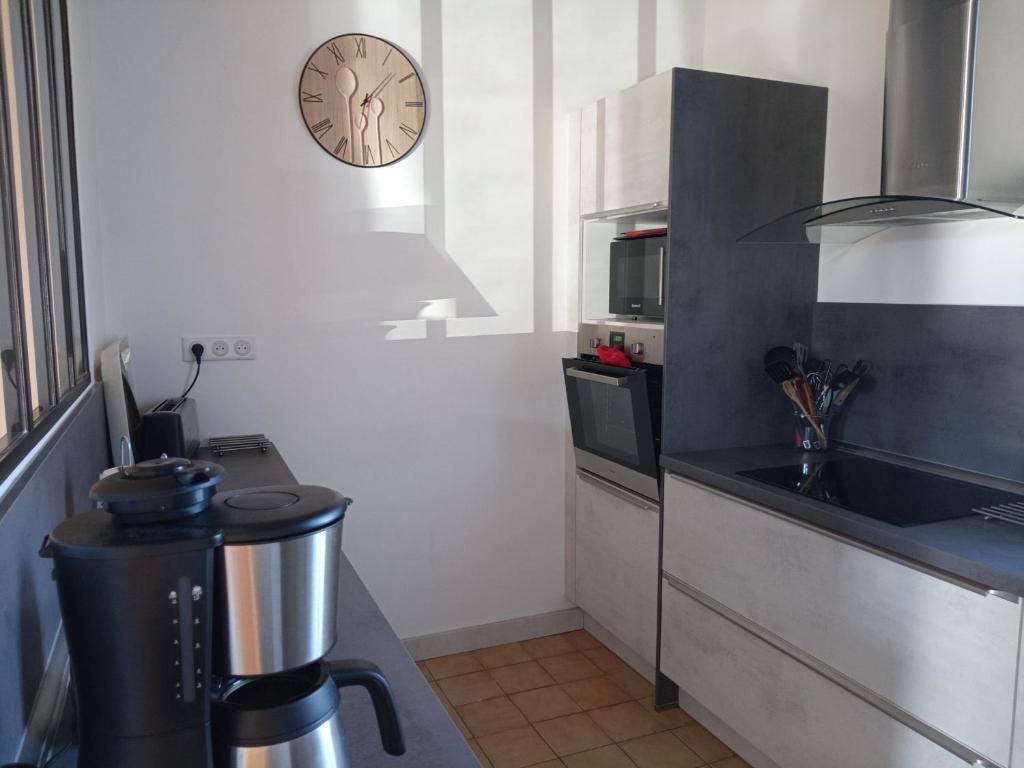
[742,0,1024,245]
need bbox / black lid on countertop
[90,456,227,523]
[200,485,350,544]
[42,509,223,560]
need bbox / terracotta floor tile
[477,726,557,768]
[476,642,533,669]
[510,685,583,722]
[636,697,695,729]
[605,668,654,699]
[524,634,577,659]
[434,687,472,738]
[490,661,557,694]
[458,696,530,738]
[587,701,664,742]
[619,732,703,768]
[673,723,733,763]
[562,744,637,768]
[538,653,603,684]
[709,757,752,768]
[416,660,434,680]
[468,738,495,767]
[560,676,632,711]
[532,762,566,768]
[534,713,612,756]
[426,651,484,679]
[565,630,603,651]
[439,670,505,706]
[582,648,629,674]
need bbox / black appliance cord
[181,343,205,399]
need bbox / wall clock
[298,34,427,167]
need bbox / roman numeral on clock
[398,73,415,83]
[386,139,400,158]
[355,37,367,58]
[301,91,323,103]
[307,62,328,79]
[327,42,345,64]
[382,49,393,66]
[334,136,349,158]
[399,123,419,140]
[310,118,332,138]
[405,101,424,108]
[363,144,375,165]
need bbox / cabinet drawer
[663,473,1020,766]
[575,472,658,666]
[661,580,973,768]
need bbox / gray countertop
[53,445,476,768]
[661,445,1024,598]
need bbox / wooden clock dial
[299,34,427,167]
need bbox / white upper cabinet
[580,71,673,217]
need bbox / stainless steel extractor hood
[741,0,1024,245]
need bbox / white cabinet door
[580,72,672,216]
[663,473,1020,767]
[575,472,658,666]
[661,580,971,768]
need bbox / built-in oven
[609,232,666,319]
[563,322,663,501]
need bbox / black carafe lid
[200,485,350,544]
[91,456,227,523]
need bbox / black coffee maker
[40,457,404,768]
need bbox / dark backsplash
[0,386,107,759]
[813,302,1024,482]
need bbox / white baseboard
[17,624,72,765]
[581,612,656,683]
[403,607,583,660]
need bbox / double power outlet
[182,336,257,362]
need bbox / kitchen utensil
[212,658,405,767]
[764,346,799,384]
[203,485,349,677]
[782,380,827,443]
[41,460,225,768]
[832,376,862,408]
[793,342,809,377]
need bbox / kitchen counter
[53,445,476,768]
[662,445,1024,598]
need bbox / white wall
[67,0,580,640]
[701,0,1024,307]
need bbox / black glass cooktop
[738,456,1024,527]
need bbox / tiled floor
[418,630,752,768]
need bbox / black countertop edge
[661,445,1024,599]
[54,444,477,768]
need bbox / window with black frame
[0,0,88,475]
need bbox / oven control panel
[577,321,664,365]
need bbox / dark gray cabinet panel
[662,69,828,454]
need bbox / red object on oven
[596,344,634,368]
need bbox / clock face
[299,34,427,167]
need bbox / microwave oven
[609,233,665,319]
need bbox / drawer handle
[662,573,1009,768]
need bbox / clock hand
[361,72,395,107]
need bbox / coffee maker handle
[328,659,406,756]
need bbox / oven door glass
[562,358,658,480]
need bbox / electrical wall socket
[182,336,257,362]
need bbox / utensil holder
[793,410,832,451]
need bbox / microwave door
[562,359,659,499]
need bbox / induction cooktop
[738,456,1024,527]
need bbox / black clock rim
[297,32,429,169]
